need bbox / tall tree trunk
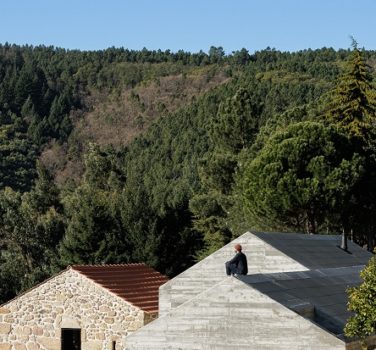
[367,230,375,252]
[341,227,348,251]
[306,210,316,234]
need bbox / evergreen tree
[0,119,37,192]
[3,43,376,302]
[239,122,363,233]
[0,165,65,302]
[14,61,47,113]
[325,39,376,140]
[190,88,258,257]
[58,184,125,265]
[231,48,251,66]
[345,255,376,345]
[211,88,258,153]
[20,96,37,121]
[25,161,61,212]
[47,92,73,141]
[58,145,126,265]
[324,40,376,249]
[208,46,225,64]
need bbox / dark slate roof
[238,266,363,340]
[253,232,372,269]
[72,264,168,313]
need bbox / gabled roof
[125,232,374,349]
[238,265,363,339]
[253,232,372,269]
[71,263,168,313]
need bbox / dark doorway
[61,328,81,350]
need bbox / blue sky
[1,0,375,53]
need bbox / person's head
[234,244,242,252]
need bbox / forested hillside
[1,43,375,303]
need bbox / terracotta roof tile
[71,263,168,313]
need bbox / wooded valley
[1,43,375,303]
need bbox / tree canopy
[1,43,376,304]
[324,41,376,140]
[239,122,363,233]
[345,255,376,342]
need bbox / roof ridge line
[70,263,147,268]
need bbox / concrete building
[125,232,375,350]
[0,263,168,350]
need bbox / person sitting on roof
[225,244,248,276]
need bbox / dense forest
[0,42,375,303]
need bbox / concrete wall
[159,231,308,316]
[0,268,154,350]
[126,277,345,350]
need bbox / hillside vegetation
[0,43,375,303]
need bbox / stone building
[0,263,167,350]
[125,232,376,350]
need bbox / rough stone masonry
[0,268,156,350]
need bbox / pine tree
[58,185,125,266]
[324,40,376,249]
[211,88,258,153]
[239,122,363,234]
[325,39,376,140]
[190,88,258,257]
[0,166,65,302]
[58,145,127,266]
[0,119,37,192]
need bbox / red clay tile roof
[71,263,168,313]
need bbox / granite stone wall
[0,268,156,350]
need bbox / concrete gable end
[129,232,373,349]
[159,231,308,315]
[0,268,146,349]
[127,277,345,350]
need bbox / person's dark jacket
[228,252,248,275]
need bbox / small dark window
[61,328,81,350]
[112,340,116,350]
